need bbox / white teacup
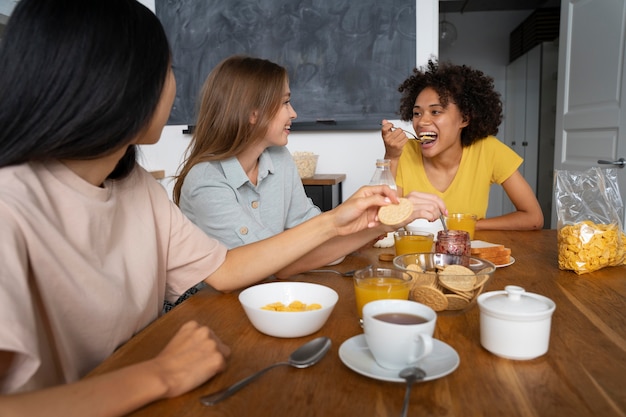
[363,299,436,369]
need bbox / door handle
[597,158,626,168]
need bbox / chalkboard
[156,0,416,130]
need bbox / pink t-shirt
[0,161,227,392]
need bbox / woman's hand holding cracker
[328,184,400,233]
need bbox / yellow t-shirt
[396,136,523,219]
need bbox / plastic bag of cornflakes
[554,167,626,274]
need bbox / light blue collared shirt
[179,146,321,249]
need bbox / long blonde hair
[173,55,288,204]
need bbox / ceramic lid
[477,285,556,320]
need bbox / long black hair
[0,0,171,179]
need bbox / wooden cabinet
[301,174,346,212]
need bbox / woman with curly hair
[381,60,543,230]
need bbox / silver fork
[306,268,364,277]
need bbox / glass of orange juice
[353,267,412,320]
[393,230,434,255]
[445,213,478,240]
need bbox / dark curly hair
[397,60,502,147]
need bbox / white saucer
[338,334,460,383]
[496,256,515,268]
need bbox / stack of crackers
[470,241,511,266]
[406,264,491,312]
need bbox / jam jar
[436,230,471,258]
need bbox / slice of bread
[471,247,511,257]
[471,240,511,265]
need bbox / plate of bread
[470,241,515,268]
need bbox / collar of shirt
[219,150,276,188]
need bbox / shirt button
[239,226,249,235]
[251,201,259,209]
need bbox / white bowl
[239,282,338,338]
[326,255,346,266]
[406,218,444,238]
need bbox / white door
[553,0,626,228]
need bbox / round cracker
[410,285,448,311]
[443,287,474,300]
[473,273,490,289]
[409,271,438,288]
[377,198,412,226]
[445,294,471,310]
[406,263,424,273]
[439,274,476,292]
[439,264,475,276]
[378,253,395,262]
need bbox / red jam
[436,230,471,259]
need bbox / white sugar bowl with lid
[477,285,556,360]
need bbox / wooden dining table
[88,230,626,417]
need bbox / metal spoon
[399,367,426,417]
[306,268,363,277]
[440,215,448,233]
[390,127,434,143]
[200,337,332,406]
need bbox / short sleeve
[0,203,41,392]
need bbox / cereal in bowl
[261,300,322,312]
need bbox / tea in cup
[394,230,434,255]
[353,267,411,319]
[363,299,436,369]
[445,213,477,240]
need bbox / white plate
[495,256,515,268]
[338,334,460,383]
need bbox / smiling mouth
[418,132,436,143]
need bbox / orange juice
[394,230,434,255]
[446,213,477,240]
[354,277,411,318]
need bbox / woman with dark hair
[174,55,447,272]
[381,60,543,231]
[0,1,442,415]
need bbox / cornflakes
[557,220,626,274]
[261,300,322,312]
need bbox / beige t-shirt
[0,161,227,392]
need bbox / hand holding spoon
[200,337,331,406]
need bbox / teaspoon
[440,215,448,232]
[200,337,331,406]
[399,367,426,417]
